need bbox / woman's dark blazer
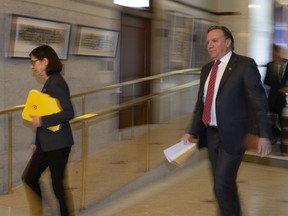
[188,52,272,154]
[35,73,74,152]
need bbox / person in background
[182,26,272,216]
[22,45,75,216]
[264,44,288,143]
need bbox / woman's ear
[42,58,49,66]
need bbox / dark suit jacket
[264,60,288,115]
[35,73,74,152]
[188,53,272,154]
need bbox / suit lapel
[41,73,56,93]
[281,61,288,85]
[203,62,214,82]
[201,53,237,97]
[218,53,237,93]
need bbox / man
[264,44,288,142]
[182,26,272,216]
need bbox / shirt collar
[218,51,232,65]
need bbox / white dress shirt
[203,51,232,126]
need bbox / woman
[22,45,74,216]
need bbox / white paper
[163,141,196,163]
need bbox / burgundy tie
[202,60,221,126]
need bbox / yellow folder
[22,89,62,132]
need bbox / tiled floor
[0,115,288,216]
[81,159,288,216]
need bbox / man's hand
[181,133,197,144]
[258,137,272,157]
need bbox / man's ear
[226,39,231,48]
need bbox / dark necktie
[202,60,221,126]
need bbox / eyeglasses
[30,59,40,65]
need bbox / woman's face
[30,55,48,79]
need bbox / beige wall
[0,0,122,192]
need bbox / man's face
[272,48,282,63]
[206,29,231,60]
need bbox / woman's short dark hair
[208,25,235,51]
[29,45,63,76]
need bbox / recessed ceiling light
[113,0,149,8]
[248,4,262,8]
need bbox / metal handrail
[0,105,24,115]
[0,68,200,115]
[71,68,200,98]
[71,80,199,124]
[70,79,200,209]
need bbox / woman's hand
[30,115,42,128]
[30,144,37,154]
